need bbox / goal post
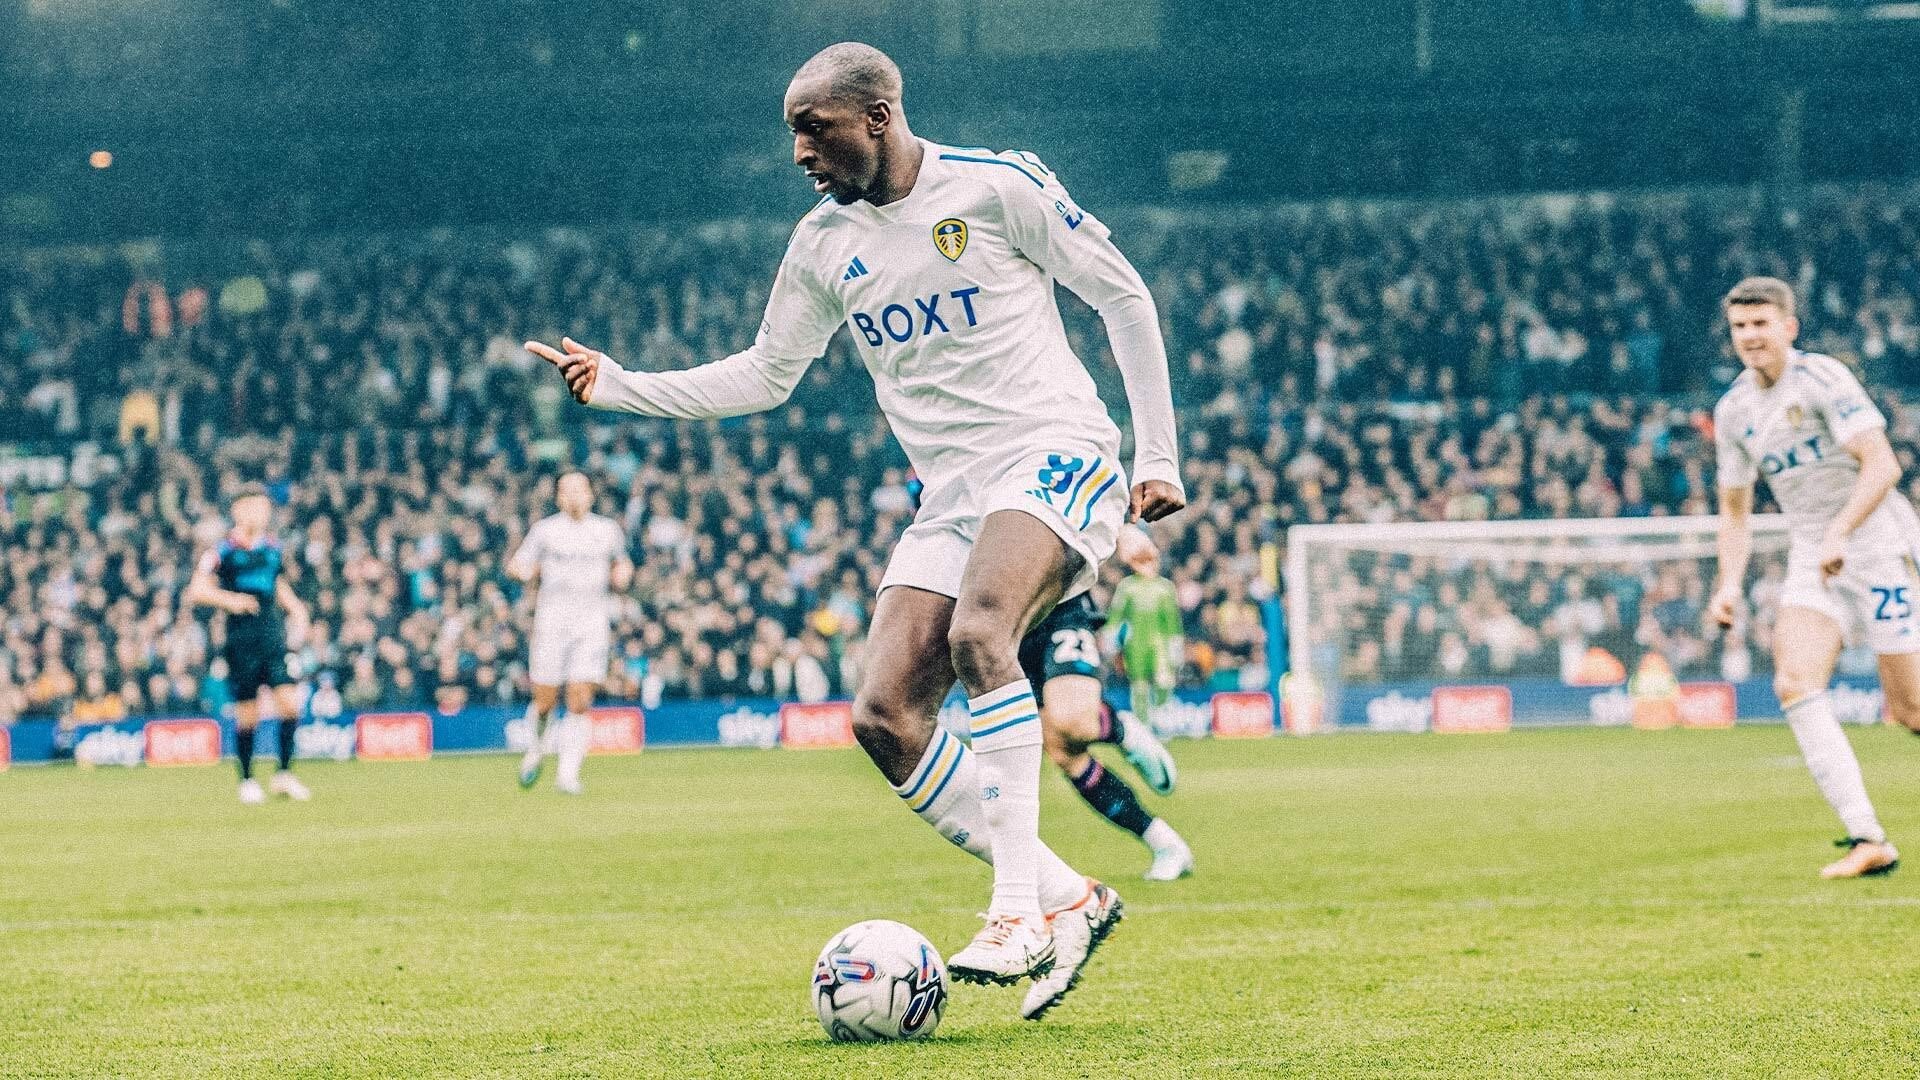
[1273,514,1883,732]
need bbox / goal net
[1281,514,1806,731]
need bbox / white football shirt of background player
[1715,350,1920,650]
[511,512,628,683]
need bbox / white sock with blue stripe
[968,678,1044,920]
[892,725,1091,913]
[893,726,992,861]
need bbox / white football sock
[968,679,1044,921]
[1786,692,1885,843]
[890,724,1086,912]
[1143,817,1179,851]
[556,713,589,789]
[893,726,992,860]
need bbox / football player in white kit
[508,471,634,795]
[527,42,1183,1014]
[1709,276,1920,879]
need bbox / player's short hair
[1722,276,1796,318]
[230,483,270,505]
[793,42,903,108]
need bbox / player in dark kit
[1019,578,1194,884]
[187,490,312,804]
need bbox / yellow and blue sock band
[969,680,1039,746]
[898,727,966,814]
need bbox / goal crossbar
[1283,514,1791,679]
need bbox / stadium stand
[3,185,1918,724]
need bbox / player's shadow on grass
[763,1018,1137,1053]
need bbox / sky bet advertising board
[5,677,1889,768]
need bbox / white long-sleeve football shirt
[585,139,1182,502]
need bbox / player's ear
[865,100,890,137]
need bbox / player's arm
[610,524,635,592]
[1708,395,1759,628]
[274,576,310,626]
[997,158,1183,521]
[185,551,259,615]
[1710,485,1753,628]
[528,233,841,419]
[1155,587,1185,674]
[1102,578,1137,651]
[1816,429,1902,575]
[507,527,541,585]
[1811,371,1900,577]
[1154,584,1184,638]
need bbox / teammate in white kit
[1709,276,1920,879]
[508,472,634,795]
[527,42,1183,1013]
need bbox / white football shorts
[1779,541,1920,655]
[881,442,1127,602]
[528,620,612,686]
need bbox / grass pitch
[3,726,1919,1078]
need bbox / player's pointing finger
[525,340,568,366]
[561,336,595,356]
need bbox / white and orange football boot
[1021,878,1124,1020]
[948,914,1055,986]
[1821,838,1899,879]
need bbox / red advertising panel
[1430,686,1514,734]
[779,701,856,749]
[588,707,645,755]
[0,726,11,771]
[144,719,222,767]
[355,712,433,761]
[1677,682,1737,729]
[1212,691,1276,739]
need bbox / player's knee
[1042,700,1096,749]
[851,693,922,779]
[1882,684,1920,732]
[1041,718,1077,769]
[946,609,1018,688]
[1773,670,1826,708]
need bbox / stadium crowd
[3,184,1919,724]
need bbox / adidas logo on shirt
[842,257,869,282]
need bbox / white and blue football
[811,919,948,1042]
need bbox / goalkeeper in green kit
[1108,527,1185,733]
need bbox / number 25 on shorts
[1872,586,1912,621]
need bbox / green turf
[3,726,1920,1078]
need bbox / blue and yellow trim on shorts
[1065,459,1118,530]
[1027,454,1118,532]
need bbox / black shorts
[1018,592,1107,702]
[226,631,290,701]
